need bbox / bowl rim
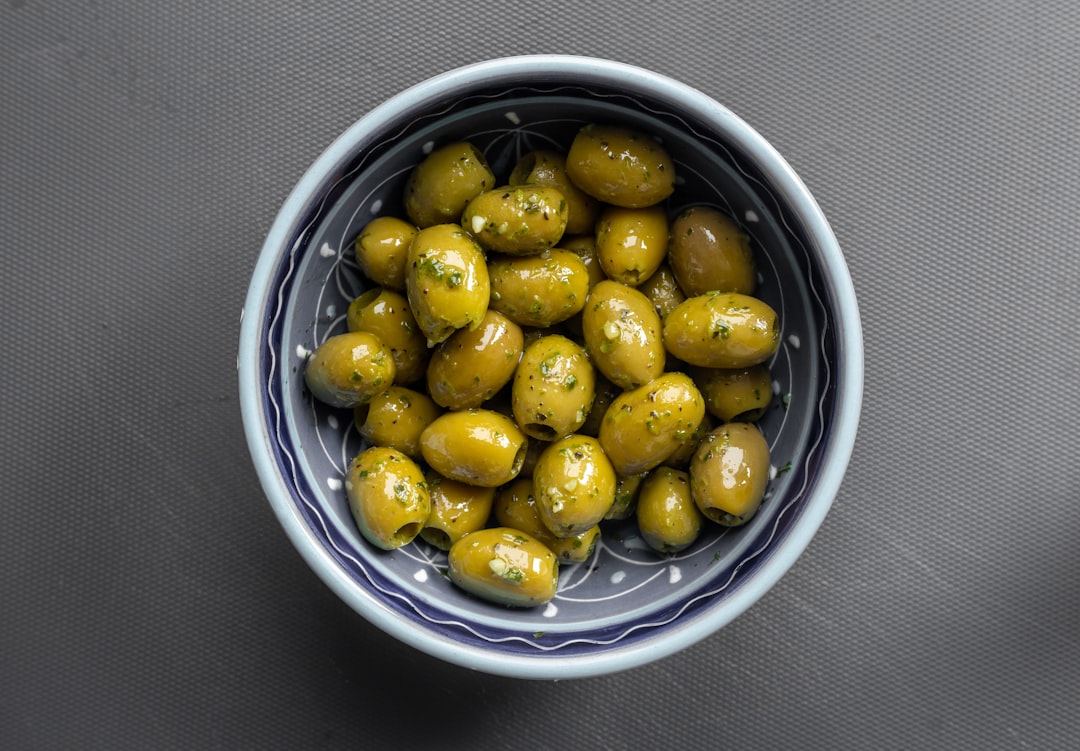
[238,54,864,679]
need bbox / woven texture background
[3,1,1078,748]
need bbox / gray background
[3,1,1078,749]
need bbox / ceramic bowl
[238,55,863,679]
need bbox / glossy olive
[512,334,595,441]
[448,527,559,607]
[461,185,568,255]
[405,223,490,345]
[662,412,714,469]
[636,467,703,553]
[565,124,675,208]
[581,280,665,389]
[532,434,617,537]
[598,372,706,475]
[662,292,780,368]
[345,446,430,550]
[594,204,669,286]
[668,206,756,296]
[353,216,417,290]
[557,234,607,290]
[418,471,496,551]
[605,471,646,521]
[690,422,771,526]
[488,249,589,328]
[426,309,523,410]
[403,141,495,228]
[304,331,396,408]
[346,288,429,384]
[509,150,600,235]
[638,263,687,321]
[356,386,443,459]
[493,477,600,563]
[419,409,528,488]
[693,364,773,422]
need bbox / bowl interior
[253,83,840,663]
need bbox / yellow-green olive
[558,234,607,290]
[403,141,495,228]
[668,206,756,296]
[532,434,616,537]
[662,412,714,469]
[346,288,429,384]
[488,249,589,328]
[693,364,773,422]
[581,280,665,389]
[356,386,443,458]
[493,478,600,563]
[636,467,703,553]
[594,204,669,286]
[353,216,417,290]
[662,292,780,368]
[345,446,430,550]
[304,331,396,408]
[419,409,528,488]
[406,223,490,345]
[598,372,706,475]
[638,263,687,321]
[690,422,771,526]
[509,150,600,235]
[565,124,676,208]
[511,334,595,441]
[605,471,647,521]
[461,185,568,255]
[426,309,523,410]
[448,527,559,607]
[418,471,496,551]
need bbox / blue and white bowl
[238,56,863,679]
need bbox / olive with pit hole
[419,409,528,488]
[690,422,771,526]
[345,446,430,550]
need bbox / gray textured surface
[2,1,1078,749]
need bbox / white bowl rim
[238,54,864,680]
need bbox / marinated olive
[690,422,771,526]
[448,527,559,607]
[636,467,703,553]
[345,446,430,550]
[512,334,595,441]
[638,263,687,321]
[532,434,617,537]
[557,234,607,290]
[356,386,443,459]
[419,409,528,488]
[581,280,665,389]
[419,471,496,551]
[488,249,589,328]
[406,223,490,345]
[426,309,523,410]
[304,331,396,408]
[509,150,600,235]
[662,412,714,469]
[346,288,429,385]
[598,372,706,475]
[662,292,780,369]
[403,141,495,228]
[565,124,676,208]
[605,471,647,521]
[594,204,669,286]
[353,216,417,291]
[668,206,756,296]
[462,185,568,255]
[493,478,600,563]
[693,364,773,422]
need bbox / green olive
[346,288,429,385]
[581,280,665,389]
[662,292,780,368]
[565,124,676,208]
[512,334,595,441]
[403,141,495,228]
[594,205,669,286]
[448,527,559,607]
[690,422,771,526]
[461,185,568,255]
[532,434,616,538]
[418,471,496,551]
[419,409,528,488]
[605,471,647,521]
[488,249,590,328]
[405,223,490,345]
[693,364,773,422]
[668,206,756,296]
[353,216,417,290]
[509,150,600,235]
[662,412,714,469]
[356,386,443,459]
[558,234,607,290]
[636,467,703,553]
[304,331,396,408]
[345,446,430,550]
[638,263,687,321]
[493,478,600,563]
[426,309,523,410]
[598,372,706,475]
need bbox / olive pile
[303,124,780,607]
